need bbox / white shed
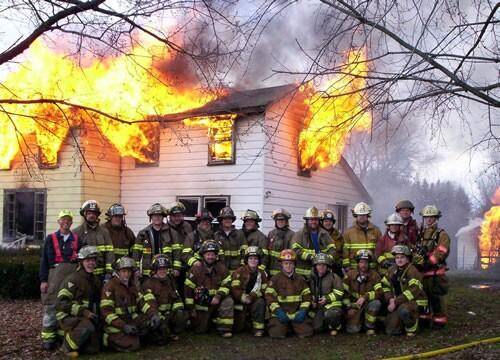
[455,218,481,270]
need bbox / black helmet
[196,208,214,223]
[152,254,171,272]
[199,240,220,255]
[217,207,236,222]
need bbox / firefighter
[166,202,192,276]
[133,203,173,278]
[182,208,215,268]
[240,210,269,271]
[382,245,428,336]
[214,207,246,273]
[342,202,382,271]
[265,249,313,338]
[291,207,335,278]
[56,246,101,356]
[343,250,383,335]
[74,200,114,279]
[100,257,150,352]
[309,253,344,336]
[231,246,268,336]
[141,254,187,344]
[375,213,409,275]
[267,208,295,276]
[415,205,451,327]
[184,240,234,337]
[320,209,344,277]
[395,200,419,246]
[102,203,136,260]
[40,210,82,351]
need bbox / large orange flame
[479,187,500,269]
[0,39,216,168]
[298,49,371,171]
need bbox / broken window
[3,189,47,243]
[176,195,230,228]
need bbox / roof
[151,84,297,122]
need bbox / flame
[183,114,236,162]
[0,39,216,168]
[298,49,371,171]
[479,187,500,269]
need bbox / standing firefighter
[100,257,149,352]
[166,201,192,277]
[103,204,136,260]
[240,210,269,271]
[343,202,381,271]
[375,213,409,275]
[141,255,187,344]
[343,250,383,335]
[56,246,101,356]
[309,253,344,336]
[214,207,246,273]
[415,205,451,327]
[320,209,344,277]
[182,209,215,268]
[40,210,82,350]
[383,245,428,336]
[184,240,234,338]
[231,246,268,336]
[291,207,336,278]
[267,208,295,276]
[395,200,419,246]
[74,200,114,279]
[133,203,173,278]
[265,249,313,339]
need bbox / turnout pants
[268,317,313,338]
[41,263,77,344]
[385,301,419,335]
[423,275,448,325]
[59,317,99,354]
[190,297,234,334]
[311,307,342,333]
[148,311,188,344]
[233,298,266,333]
[103,314,149,352]
[346,300,381,333]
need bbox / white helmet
[385,213,404,226]
[352,202,371,216]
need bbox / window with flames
[207,117,235,165]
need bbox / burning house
[0,41,372,242]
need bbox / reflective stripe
[115,307,125,315]
[132,244,143,251]
[333,289,343,297]
[172,244,183,250]
[143,248,152,254]
[403,290,414,301]
[71,303,81,316]
[345,243,376,249]
[57,288,74,299]
[408,278,423,290]
[253,321,265,329]
[406,319,418,333]
[278,295,301,303]
[56,311,68,320]
[187,257,198,267]
[377,255,386,263]
[265,287,277,296]
[143,293,155,302]
[296,267,311,276]
[300,301,311,309]
[172,302,184,311]
[185,298,194,305]
[224,250,241,256]
[100,299,115,308]
[161,246,172,253]
[41,330,56,340]
[367,291,375,301]
[173,260,182,268]
[182,247,192,253]
[301,288,311,296]
[128,306,137,313]
[231,280,241,287]
[195,305,209,311]
[104,326,121,334]
[142,303,151,313]
[65,332,78,350]
[105,313,118,324]
[269,250,281,258]
[218,287,230,296]
[208,289,218,296]
[416,299,428,307]
[269,302,280,312]
[185,278,196,289]
[365,313,376,323]
[215,318,234,325]
[113,248,129,255]
[325,301,342,309]
[234,304,244,311]
[373,283,382,291]
[159,304,171,312]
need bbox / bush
[0,248,41,299]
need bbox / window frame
[207,118,236,166]
[328,203,348,234]
[176,195,231,221]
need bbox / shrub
[0,248,41,299]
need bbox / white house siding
[261,95,368,233]
[121,115,265,234]
[0,135,83,242]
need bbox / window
[207,117,235,165]
[3,189,47,243]
[135,130,160,167]
[177,195,230,222]
[328,203,348,233]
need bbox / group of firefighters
[39,199,450,356]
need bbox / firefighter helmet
[352,202,371,217]
[385,213,404,226]
[419,205,442,218]
[217,207,236,222]
[271,208,291,220]
[199,240,220,255]
[58,209,74,220]
[303,206,320,220]
[80,200,101,217]
[147,203,168,217]
[395,200,415,212]
[355,249,373,262]
[106,203,126,217]
[152,254,171,272]
[169,202,186,215]
[241,209,262,222]
[244,246,262,263]
[279,249,297,262]
[115,256,136,270]
[320,209,336,223]
[313,253,332,266]
[391,245,412,257]
[77,245,98,260]
[196,208,214,222]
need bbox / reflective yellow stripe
[406,319,418,333]
[65,332,78,350]
[333,289,343,297]
[187,257,198,267]
[57,288,74,299]
[115,307,125,315]
[143,248,152,254]
[182,247,192,253]
[104,326,121,334]
[231,280,241,287]
[105,313,118,325]
[224,250,241,256]
[261,249,269,255]
[269,250,281,258]
[382,277,391,287]
[71,303,81,316]
[218,287,230,295]
[195,305,209,311]
[301,288,311,296]
[265,287,277,296]
[215,318,233,325]
[278,295,301,303]
[234,304,244,311]
[185,278,196,289]
[143,293,155,301]
[56,311,68,320]
[373,283,382,291]
[132,244,143,251]
[416,299,428,307]
[128,306,137,313]
[100,299,115,308]
[253,321,265,329]
[173,261,182,268]
[185,298,194,305]
[113,248,129,255]
[300,301,311,309]
[403,290,414,301]
[377,255,386,263]
[325,301,342,309]
[41,330,56,340]
[365,313,376,323]
[409,279,423,290]
[367,291,375,301]
[172,302,184,311]
[142,303,151,313]
[269,302,280,312]
[161,246,172,253]
[172,244,183,250]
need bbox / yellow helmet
[352,202,371,216]
[303,206,320,220]
[419,205,441,218]
[320,209,336,222]
[169,201,186,215]
[58,209,74,220]
[279,249,297,262]
[241,209,262,222]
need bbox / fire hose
[383,336,500,360]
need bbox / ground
[0,272,499,360]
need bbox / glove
[83,309,98,323]
[293,309,307,323]
[123,324,138,335]
[150,314,161,329]
[241,294,252,304]
[275,308,290,324]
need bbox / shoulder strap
[51,232,63,263]
[70,232,79,261]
